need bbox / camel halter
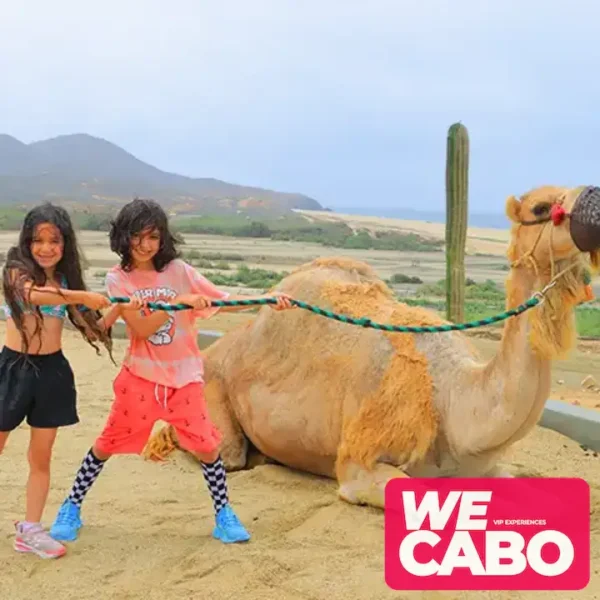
[511,201,580,294]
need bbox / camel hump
[289,256,382,283]
[280,256,394,303]
[278,256,449,331]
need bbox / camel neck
[482,266,552,450]
[499,267,542,365]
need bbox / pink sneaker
[14,521,67,559]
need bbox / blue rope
[108,293,542,334]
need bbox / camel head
[506,186,600,265]
[505,185,600,358]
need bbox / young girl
[0,202,140,559]
[49,197,295,545]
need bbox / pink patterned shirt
[105,259,229,389]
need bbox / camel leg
[143,378,249,470]
[202,380,249,471]
[336,459,409,509]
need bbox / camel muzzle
[569,185,600,252]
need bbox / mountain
[0,133,322,216]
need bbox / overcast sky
[1,1,599,216]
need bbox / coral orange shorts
[95,367,222,456]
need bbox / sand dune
[1,325,598,600]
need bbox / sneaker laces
[219,507,240,527]
[56,503,79,525]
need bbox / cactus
[445,122,469,323]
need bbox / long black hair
[1,202,113,359]
[109,198,182,271]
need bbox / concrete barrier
[538,399,600,452]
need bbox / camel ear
[505,195,521,223]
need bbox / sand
[0,322,598,600]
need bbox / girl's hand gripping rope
[79,291,112,312]
[266,292,295,311]
[172,293,211,311]
[119,296,146,312]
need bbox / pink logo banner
[384,477,590,591]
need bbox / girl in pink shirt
[49,198,294,545]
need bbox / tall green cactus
[445,122,469,323]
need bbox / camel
[144,185,600,510]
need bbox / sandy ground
[0,321,599,600]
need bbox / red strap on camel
[550,203,567,225]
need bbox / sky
[1,1,600,218]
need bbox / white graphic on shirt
[132,287,178,347]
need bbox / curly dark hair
[2,202,114,360]
[109,198,182,271]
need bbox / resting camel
[144,185,600,510]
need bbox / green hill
[0,133,322,217]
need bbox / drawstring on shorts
[154,383,168,410]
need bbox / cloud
[1,1,599,212]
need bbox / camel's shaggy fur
[142,185,600,509]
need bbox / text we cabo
[384,478,590,591]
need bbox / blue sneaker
[49,499,82,542]
[212,504,250,543]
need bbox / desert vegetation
[0,207,444,252]
[172,214,444,252]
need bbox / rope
[108,284,553,334]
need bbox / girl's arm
[215,293,268,313]
[8,270,108,309]
[78,299,144,342]
[178,262,294,316]
[96,304,122,331]
[96,298,155,336]
[104,271,169,340]
[175,292,295,315]
[23,282,89,307]
[119,309,171,339]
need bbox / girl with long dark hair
[0,202,140,559]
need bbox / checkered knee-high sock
[201,455,229,514]
[67,448,107,507]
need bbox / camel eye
[532,202,552,217]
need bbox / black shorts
[0,346,79,431]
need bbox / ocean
[329,206,508,230]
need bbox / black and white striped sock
[201,455,229,514]
[67,448,107,507]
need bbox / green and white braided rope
[108,293,544,334]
